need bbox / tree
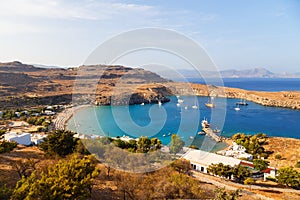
[39,130,78,157]
[169,134,185,155]
[214,187,240,200]
[171,159,191,174]
[0,141,17,154]
[150,138,161,151]
[12,155,99,200]
[232,165,250,183]
[253,159,269,171]
[136,136,151,153]
[277,167,300,188]
[207,163,233,179]
[166,173,204,199]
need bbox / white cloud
[0,0,157,20]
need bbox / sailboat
[192,98,198,109]
[205,96,215,108]
[141,102,145,106]
[236,99,248,106]
[158,100,162,106]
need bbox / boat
[178,99,184,103]
[205,96,215,108]
[234,107,240,111]
[236,99,248,106]
[201,119,210,129]
[192,99,198,109]
[198,131,205,135]
[163,134,166,137]
[158,101,162,106]
[189,136,194,139]
[184,106,188,110]
[234,104,240,111]
[176,103,181,107]
[141,102,145,106]
[213,128,221,133]
[168,132,171,136]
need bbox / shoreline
[53,104,92,130]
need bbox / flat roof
[182,149,242,167]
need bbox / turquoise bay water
[67,96,300,151]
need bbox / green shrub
[275,154,282,160]
[266,176,277,182]
[295,161,300,168]
[244,177,255,185]
[0,141,18,154]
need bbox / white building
[182,149,242,173]
[31,133,47,145]
[44,110,56,115]
[4,132,31,146]
[219,142,253,160]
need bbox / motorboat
[205,96,215,108]
[236,99,248,106]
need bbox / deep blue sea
[67,78,300,151]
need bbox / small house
[4,132,31,146]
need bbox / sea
[67,78,300,151]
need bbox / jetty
[202,128,222,142]
[201,119,222,142]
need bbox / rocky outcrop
[187,83,300,110]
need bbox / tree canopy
[12,155,99,200]
[169,134,185,155]
[39,130,78,157]
[277,167,300,188]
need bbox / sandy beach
[53,105,92,130]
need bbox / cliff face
[184,83,300,110]
[0,62,171,109]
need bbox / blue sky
[0,0,299,72]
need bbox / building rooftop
[182,149,242,167]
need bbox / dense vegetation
[276,167,300,188]
[112,136,162,153]
[169,134,185,154]
[232,133,269,159]
[0,141,17,154]
[39,130,79,157]
[12,155,99,200]
[207,163,251,183]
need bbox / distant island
[157,67,300,79]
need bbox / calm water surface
[67,96,300,151]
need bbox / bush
[295,161,300,168]
[244,177,255,185]
[266,176,277,182]
[275,154,282,160]
[0,141,18,154]
[0,184,12,200]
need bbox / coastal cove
[66,96,300,151]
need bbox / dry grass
[264,137,300,171]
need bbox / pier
[202,127,222,142]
